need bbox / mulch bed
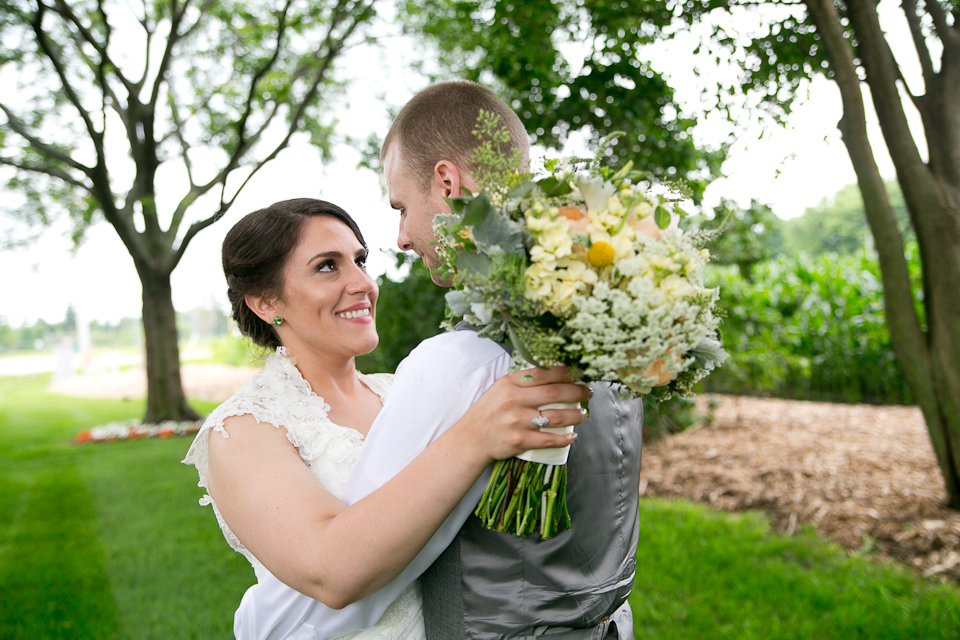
[640,395,960,582]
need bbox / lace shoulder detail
[357,371,393,401]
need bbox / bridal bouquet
[435,112,728,539]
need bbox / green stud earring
[273,316,282,326]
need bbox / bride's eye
[355,253,368,268]
[315,260,336,273]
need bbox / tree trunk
[806,0,960,508]
[138,265,200,423]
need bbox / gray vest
[422,333,643,639]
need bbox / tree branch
[0,104,91,175]
[155,80,225,147]
[844,0,927,177]
[147,0,189,108]
[901,0,936,84]
[924,0,960,47]
[168,100,196,189]
[214,0,371,218]
[31,2,102,147]
[167,205,225,270]
[49,0,137,95]
[217,0,296,182]
[148,0,217,109]
[167,0,373,270]
[0,155,90,191]
[161,2,294,244]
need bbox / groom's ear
[433,160,464,198]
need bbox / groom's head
[382,80,528,285]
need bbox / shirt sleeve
[344,334,511,503]
[338,332,511,624]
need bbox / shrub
[704,248,919,405]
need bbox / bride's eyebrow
[307,248,367,265]
[307,251,342,265]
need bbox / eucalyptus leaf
[470,301,495,324]
[444,196,472,215]
[462,192,494,226]
[456,250,493,277]
[507,181,536,199]
[445,290,471,316]
[473,207,525,256]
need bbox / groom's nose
[397,220,414,252]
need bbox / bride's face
[272,215,379,360]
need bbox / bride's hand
[465,367,592,462]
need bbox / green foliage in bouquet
[471,110,527,196]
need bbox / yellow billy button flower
[587,241,615,268]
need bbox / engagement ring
[532,413,550,428]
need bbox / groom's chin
[430,272,454,287]
[424,259,454,287]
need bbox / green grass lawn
[0,374,251,640]
[1,374,958,639]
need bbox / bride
[183,198,589,640]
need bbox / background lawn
[1,374,958,639]
[0,374,252,640]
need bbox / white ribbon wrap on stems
[516,401,579,465]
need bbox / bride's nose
[345,263,377,295]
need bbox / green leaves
[655,205,671,230]
[448,189,526,257]
[535,175,574,197]
[704,251,918,405]
[455,250,493,277]
[507,180,536,199]
[461,192,493,226]
[471,109,524,193]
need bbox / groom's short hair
[382,80,529,191]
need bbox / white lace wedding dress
[183,347,424,640]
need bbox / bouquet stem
[475,457,569,539]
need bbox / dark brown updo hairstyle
[222,198,367,350]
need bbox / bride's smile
[335,303,373,322]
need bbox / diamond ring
[532,413,550,428]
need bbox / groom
[343,81,644,640]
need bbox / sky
[0,1,922,328]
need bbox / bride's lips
[334,302,374,324]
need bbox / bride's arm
[206,366,589,609]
